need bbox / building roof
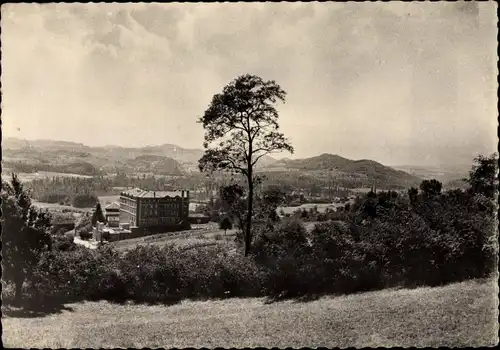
[105,202,120,210]
[121,188,186,199]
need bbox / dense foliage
[75,213,93,240]
[1,174,53,303]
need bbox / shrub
[117,245,183,303]
[219,216,233,232]
[51,234,77,252]
[102,230,111,241]
[29,246,104,304]
[73,194,99,208]
[252,218,313,297]
[75,213,93,240]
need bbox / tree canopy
[466,153,498,199]
[198,74,293,176]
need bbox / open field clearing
[3,278,497,348]
[278,202,347,215]
[31,201,92,213]
[2,171,92,182]
[32,195,121,213]
[107,222,322,252]
[108,222,324,252]
[110,224,238,252]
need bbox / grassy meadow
[110,223,238,252]
[1,171,92,183]
[3,278,497,348]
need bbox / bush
[308,221,383,294]
[219,216,233,232]
[117,245,184,303]
[28,243,265,306]
[73,194,99,208]
[252,218,313,297]
[75,213,93,240]
[177,246,264,299]
[51,234,77,252]
[29,246,114,304]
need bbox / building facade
[104,202,120,227]
[119,188,190,230]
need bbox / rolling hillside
[3,138,422,188]
[2,138,276,176]
[265,153,422,188]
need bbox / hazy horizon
[2,2,498,167]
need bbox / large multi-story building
[119,188,190,231]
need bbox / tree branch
[251,151,271,167]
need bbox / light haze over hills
[3,137,466,186]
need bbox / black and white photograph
[1,2,498,348]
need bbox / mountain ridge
[264,152,422,188]
[3,137,423,188]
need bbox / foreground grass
[3,278,498,348]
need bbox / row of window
[142,209,180,217]
[140,217,178,225]
[120,198,137,208]
[142,202,181,210]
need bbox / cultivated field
[31,201,92,214]
[278,202,347,215]
[2,171,92,182]
[3,278,497,348]
[110,223,238,252]
[32,195,120,213]
[108,221,322,252]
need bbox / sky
[1,2,497,167]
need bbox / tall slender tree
[198,74,294,256]
[92,202,106,226]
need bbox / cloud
[1,2,497,167]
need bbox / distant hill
[2,138,422,188]
[2,138,276,176]
[265,153,422,188]
[391,165,469,184]
[3,138,184,176]
[270,154,353,170]
[128,155,183,175]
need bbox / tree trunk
[14,274,24,305]
[244,173,254,257]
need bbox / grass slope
[110,225,238,252]
[2,278,497,348]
